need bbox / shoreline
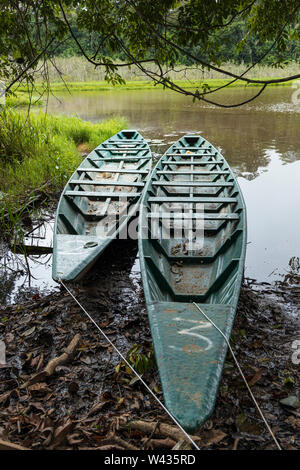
[0,239,299,450]
[14,77,297,96]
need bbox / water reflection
[46,86,300,283]
[238,152,300,281]
[2,85,299,301]
[0,216,58,305]
[0,249,56,305]
[46,86,300,178]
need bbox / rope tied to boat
[192,302,282,450]
[58,278,200,450]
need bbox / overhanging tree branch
[5,38,56,95]
[91,10,268,109]
[188,7,300,97]
[58,0,154,69]
[2,0,299,109]
[125,0,300,85]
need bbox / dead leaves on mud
[0,242,299,450]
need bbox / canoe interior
[139,134,246,431]
[140,134,245,303]
[53,130,151,281]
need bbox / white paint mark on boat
[170,317,213,351]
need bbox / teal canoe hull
[138,134,247,432]
[52,130,152,281]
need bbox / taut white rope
[193,302,282,450]
[59,279,200,450]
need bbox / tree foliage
[0,0,299,107]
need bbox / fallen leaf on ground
[285,416,300,429]
[149,437,176,449]
[80,356,91,365]
[280,396,300,409]
[28,383,49,394]
[22,327,36,337]
[99,317,110,328]
[200,429,227,447]
[247,368,263,386]
[236,414,262,435]
[50,419,74,448]
[5,333,14,343]
[88,399,113,416]
[115,397,124,410]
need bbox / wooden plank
[108,139,140,142]
[152,181,233,187]
[171,146,211,151]
[100,146,147,151]
[147,212,239,220]
[95,149,147,154]
[90,157,150,161]
[166,152,216,157]
[99,160,123,217]
[69,179,144,187]
[148,197,237,204]
[162,160,220,166]
[77,168,148,174]
[108,138,140,140]
[65,190,140,199]
[98,150,145,154]
[157,170,230,175]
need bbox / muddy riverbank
[0,239,299,450]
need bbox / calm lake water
[47,85,300,282]
[3,85,300,302]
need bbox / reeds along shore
[37,57,300,84]
[8,59,298,96]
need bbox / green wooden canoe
[138,134,246,432]
[52,130,151,281]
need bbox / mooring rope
[192,302,282,450]
[58,278,200,450]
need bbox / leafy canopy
[0,0,299,106]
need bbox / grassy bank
[2,59,296,107]
[5,93,43,107]
[0,108,127,233]
[7,58,297,99]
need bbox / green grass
[5,92,43,107]
[15,76,296,96]
[5,58,298,102]
[0,107,127,232]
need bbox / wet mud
[0,239,299,450]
